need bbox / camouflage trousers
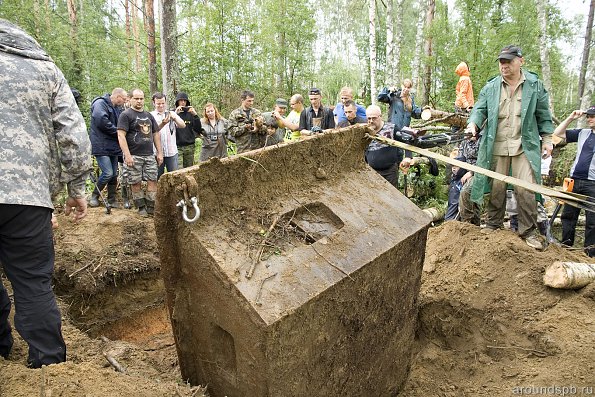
[177,144,195,169]
[459,176,481,225]
[124,155,158,184]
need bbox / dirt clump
[1,208,594,396]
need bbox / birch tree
[369,0,377,105]
[386,0,394,83]
[578,0,594,105]
[145,0,158,94]
[422,0,435,105]
[536,0,555,116]
[160,0,179,105]
[411,0,426,93]
[579,51,594,128]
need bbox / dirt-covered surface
[0,207,594,396]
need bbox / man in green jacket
[464,45,553,250]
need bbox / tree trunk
[394,0,403,82]
[385,0,394,85]
[369,0,377,105]
[160,0,179,107]
[422,0,435,106]
[125,0,132,66]
[145,0,158,94]
[579,49,594,128]
[536,0,555,116]
[578,0,595,105]
[411,0,426,93]
[131,0,142,73]
[66,0,83,86]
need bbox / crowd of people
[1,16,594,371]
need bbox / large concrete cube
[155,126,430,397]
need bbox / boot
[89,182,106,208]
[134,198,147,217]
[145,199,155,216]
[122,185,131,209]
[107,185,120,209]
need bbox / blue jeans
[158,154,179,179]
[96,155,119,187]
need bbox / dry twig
[246,215,281,279]
[255,272,278,305]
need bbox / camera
[181,106,190,112]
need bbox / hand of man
[542,143,553,159]
[64,196,88,222]
[189,106,197,116]
[124,154,134,167]
[400,157,413,173]
[461,171,473,185]
[156,153,164,166]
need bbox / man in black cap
[299,88,335,135]
[553,106,595,256]
[464,45,554,250]
[262,98,289,146]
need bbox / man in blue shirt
[334,86,366,124]
[553,105,595,257]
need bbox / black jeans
[561,178,595,257]
[0,204,66,367]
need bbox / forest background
[0,0,593,124]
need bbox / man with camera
[228,90,268,153]
[174,92,202,168]
[150,92,185,179]
[299,88,335,135]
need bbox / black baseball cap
[498,45,523,60]
[586,106,595,115]
[309,88,321,95]
[275,98,288,108]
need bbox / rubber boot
[145,199,155,216]
[122,185,131,209]
[107,185,120,209]
[89,182,106,208]
[134,198,147,217]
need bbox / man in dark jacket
[89,88,128,207]
[174,92,202,168]
[299,88,335,134]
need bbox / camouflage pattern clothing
[0,19,92,209]
[0,18,91,369]
[228,107,268,153]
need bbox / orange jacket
[455,62,474,109]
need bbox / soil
[0,207,593,396]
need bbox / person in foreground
[0,18,92,368]
[465,45,553,250]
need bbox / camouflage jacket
[0,19,92,209]
[228,106,268,153]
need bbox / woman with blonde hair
[200,103,229,161]
[377,78,422,131]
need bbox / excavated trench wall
[154,126,430,397]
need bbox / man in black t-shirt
[117,88,163,216]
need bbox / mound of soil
[0,208,593,396]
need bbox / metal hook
[177,196,200,223]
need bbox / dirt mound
[403,221,595,395]
[1,209,593,396]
